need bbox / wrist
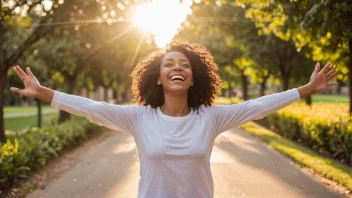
[297,83,316,99]
[307,83,317,95]
[34,86,44,98]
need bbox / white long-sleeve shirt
[51,88,301,198]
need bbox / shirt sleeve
[51,90,141,136]
[211,88,301,135]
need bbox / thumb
[10,87,22,95]
[314,62,320,73]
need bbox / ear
[157,79,161,85]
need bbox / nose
[173,63,182,70]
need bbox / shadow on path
[213,127,342,198]
[27,132,139,198]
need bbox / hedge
[263,103,352,165]
[0,116,103,189]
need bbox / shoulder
[200,104,228,112]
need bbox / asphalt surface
[26,127,343,198]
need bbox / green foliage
[263,103,352,165]
[0,116,103,187]
[233,0,350,82]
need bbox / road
[26,127,342,198]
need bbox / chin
[164,86,189,95]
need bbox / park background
[1,0,352,197]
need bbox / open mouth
[169,75,185,82]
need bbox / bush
[263,103,352,165]
[0,116,103,188]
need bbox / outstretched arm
[10,65,140,135]
[211,62,338,134]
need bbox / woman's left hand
[309,62,339,94]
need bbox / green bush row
[262,103,352,165]
[0,116,103,188]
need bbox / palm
[309,63,338,93]
[10,66,41,98]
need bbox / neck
[161,92,190,117]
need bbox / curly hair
[131,39,222,110]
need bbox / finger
[327,70,338,80]
[15,65,29,79]
[324,64,332,74]
[26,67,35,77]
[325,66,337,77]
[13,65,24,79]
[319,62,331,74]
[314,62,320,73]
[10,87,23,95]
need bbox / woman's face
[158,51,193,95]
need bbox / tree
[234,0,352,114]
[1,0,78,142]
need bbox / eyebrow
[163,58,189,63]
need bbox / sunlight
[133,0,193,48]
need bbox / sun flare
[133,0,193,48]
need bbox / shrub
[0,116,103,188]
[263,103,352,165]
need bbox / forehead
[162,51,189,63]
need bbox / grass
[5,112,59,132]
[311,94,349,103]
[4,105,56,114]
[240,122,352,191]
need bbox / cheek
[159,69,169,82]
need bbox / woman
[10,40,338,198]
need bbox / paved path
[5,110,58,118]
[26,127,342,198]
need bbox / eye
[182,64,190,68]
[164,63,173,67]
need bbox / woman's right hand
[10,65,42,98]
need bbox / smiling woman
[133,0,193,48]
[10,36,338,198]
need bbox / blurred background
[1,1,352,196]
[1,0,351,142]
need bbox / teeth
[170,75,185,81]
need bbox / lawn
[4,105,56,114]
[311,94,349,103]
[5,112,59,132]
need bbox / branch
[5,1,71,70]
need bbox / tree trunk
[0,72,6,143]
[281,73,289,91]
[279,63,292,92]
[103,85,108,101]
[241,72,248,100]
[259,78,268,96]
[305,95,312,106]
[36,98,42,128]
[0,21,6,143]
[58,75,75,123]
[337,81,341,95]
[121,89,128,102]
[348,39,352,116]
[228,82,232,98]
[113,87,118,104]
